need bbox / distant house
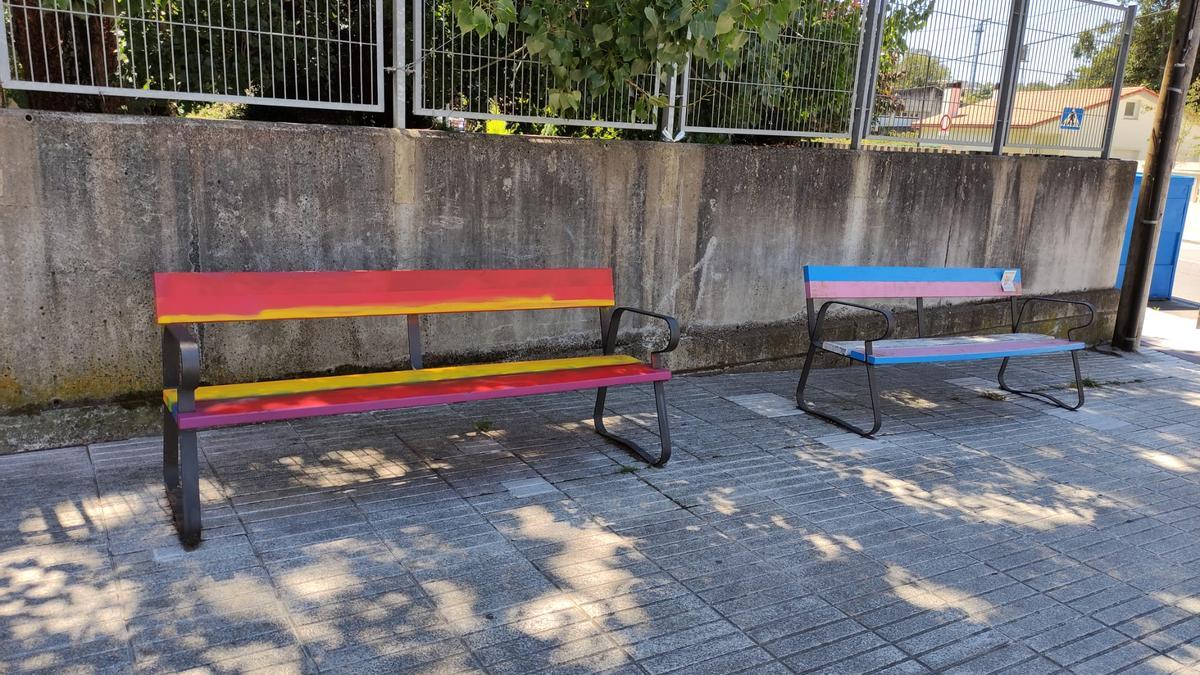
[913,86,1200,161]
[897,85,947,121]
[876,84,957,133]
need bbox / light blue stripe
[804,266,1022,284]
[842,341,1082,365]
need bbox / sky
[901,0,1132,89]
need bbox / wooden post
[1113,0,1200,351]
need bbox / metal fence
[678,2,868,139]
[1,0,1138,156]
[0,0,384,110]
[402,0,1136,156]
[410,0,660,130]
[1006,0,1135,154]
[866,0,1013,149]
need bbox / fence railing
[866,0,1013,150]
[0,0,385,111]
[1,0,1137,156]
[678,2,868,139]
[409,0,660,131]
[1006,0,1134,154]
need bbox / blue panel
[804,266,1022,283]
[1116,173,1194,300]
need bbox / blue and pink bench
[156,268,677,546]
[797,266,1095,437]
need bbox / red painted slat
[154,269,616,323]
[175,363,669,429]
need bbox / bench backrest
[154,269,615,324]
[803,266,1022,300]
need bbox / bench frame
[160,274,678,548]
[795,291,1095,438]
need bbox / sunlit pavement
[4,349,1200,674]
[1172,241,1200,308]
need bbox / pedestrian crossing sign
[1060,107,1084,131]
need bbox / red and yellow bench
[156,269,678,546]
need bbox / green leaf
[496,0,517,23]
[472,6,493,37]
[526,34,548,54]
[643,6,658,26]
[593,23,613,45]
[453,0,475,34]
[715,13,735,35]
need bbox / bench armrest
[810,301,896,353]
[162,325,201,413]
[603,307,681,368]
[1014,297,1095,341]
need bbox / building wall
[1108,94,1159,161]
[913,92,1200,161]
[0,111,1136,451]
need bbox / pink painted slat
[873,339,1078,358]
[176,369,669,429]
[805,280,1022,299]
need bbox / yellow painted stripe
[157,297,616,324]
[164,355,643,407]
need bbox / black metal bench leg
[164,415,203,548]
[796,343,884,438]
[593,384,672,467]
[163,406,180,492]
[996,351,1086,411]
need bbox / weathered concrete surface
[4,350,1200,673]
[0,111,1135,451]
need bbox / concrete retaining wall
[0,111,1136,451]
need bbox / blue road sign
[1060,107,1084,131]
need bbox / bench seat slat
[154,269,616,323]
[821,333,1084,365]
[169,358,668,429]
[164,355,642,409]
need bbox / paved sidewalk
[4,349,1200,674]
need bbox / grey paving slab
[5,349,1200,673]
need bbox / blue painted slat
[842,341,1083,365]
[804,266,1022,284]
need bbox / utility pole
[968,19,985,94]
[1113,0,1200,351]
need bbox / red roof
[916,86,1156,129]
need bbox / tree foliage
[454,0,934,120]
[896,50,951,90]
[1072,0,1200,109]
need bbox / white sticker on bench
[1002,269,1018,293]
